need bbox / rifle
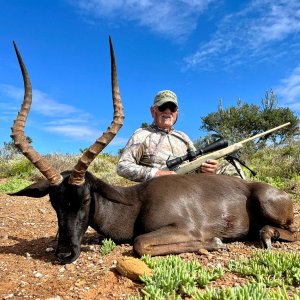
[166,122,291,175]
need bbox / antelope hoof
[212,237,227,251]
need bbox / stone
[116,257,152,281]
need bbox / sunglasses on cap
[157,102,178,113]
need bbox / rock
[3,293,14,299]
[75,278,86,287]
[59,266,65,273]
[34,271,43,278]
[116,257,152,281]
[65,263,76,271]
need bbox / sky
[1,0,300,155]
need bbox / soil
[1,192,300,300]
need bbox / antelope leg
[259,225,300,249]
[133,226,225,256]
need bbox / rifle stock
[175,122,291,175]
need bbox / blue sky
[1,0,300,155]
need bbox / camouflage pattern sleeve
[117,128,158,182]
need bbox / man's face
[151,102,178,131]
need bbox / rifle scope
[166,137,228,170]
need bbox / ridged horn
[11,41,63,185]
[68,36,124,185]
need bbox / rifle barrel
[174,122,291,174]
[240,122,290,144]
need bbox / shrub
[4,153,128,185]
[245,140,300,196]
[228,250,300,287]
[100,238,116,255]
[0,177,33,193]
[1,144,299,195]
[0,157,35,179]
[140,255,224,299]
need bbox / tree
[200,90,299,151]
[0,137,32,159]
[141,122,151,128]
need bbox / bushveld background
[1,140,299,196]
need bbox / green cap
[153,90,178,107]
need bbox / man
[117,90,220,182]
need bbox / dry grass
[1,142,299,195]
[0,153,132,187]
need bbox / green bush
[0,143,299,195]
[228,250,300,287]
[245,140,300,196]
[0,177,33,193]
[0,157,35,179]
[127,252,300,300]
[139,255,224,299]
[0,152,132,186]
[100,238,117,256]
[249,141,300,180]
[193,283,300,300]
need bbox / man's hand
[200,159,218,174]
[155,170,177,177]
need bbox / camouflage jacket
[117,124,245,182]
[117,124,195,182]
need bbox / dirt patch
[1,192,300,299]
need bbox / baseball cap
[153,90,178,107]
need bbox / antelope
[9,38,300,264]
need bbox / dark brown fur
[12,171,299,264]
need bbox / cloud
[44,124,100,140]
[71,0,214,40]
[275,65,300,111]
[45,118,89,125]
[0,83,127,145]
[45,124,128,146]
[109,136,129,147]
[0,83,24,99]
[0,84,101,141]
[0,84,85,117]
[32,90,80,117]
[184,0,300,70]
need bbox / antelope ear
[9,179,50,198]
